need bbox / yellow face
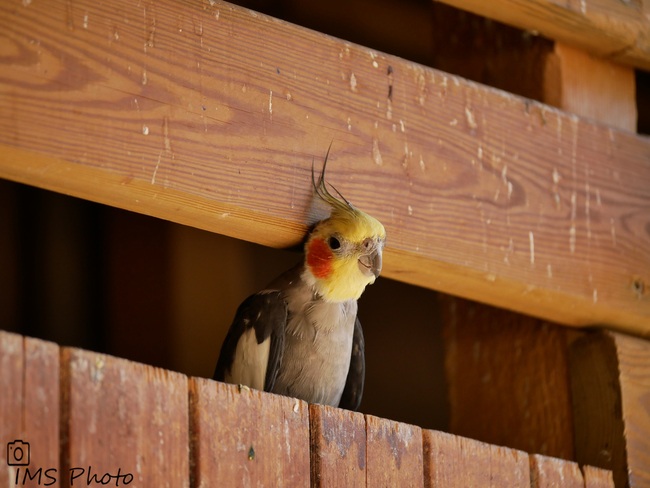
[305,207,386,302]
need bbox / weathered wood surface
[423,430,529,487]
[60,348,189,488]
[366,415,424,487]
[434,0,650,71]
[583,465,616,488]
[310,404,366,488]
[529,454,584,488]
[569,331,650,488]
[190,378,310,487]
[0,0,649,333]
[0,332,59,488]
[442,296,575,460]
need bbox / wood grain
[529,454,583,488]
[423,429,529,487]
[569,331,650,488]
[366,415,423,487]
[189,378,310,488]
[0,0,649,333]
[583,465,615,488]
[60,348,189,488]
[543,43,637,133]
[442,296,575,460]
[0,331,23,488]
[0,331,59,488]
[434,0,650,71]
[310,404,366,488]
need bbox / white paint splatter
[419,155,425,171]
[399,120,405,132]
[372,138,383,166]
[504,238,514,264]
[465,106,477,129]
[553,168,561,184]
[151,151,162,184]
[350,73,357,92]
[408,205,413,215]
[142,125,149,135]
[569,225,576,253]
[529,231,535,265]
[83,12,89,29]
[268,90,273,120]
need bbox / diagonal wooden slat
[0,0,648,333]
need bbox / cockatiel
[213,152,386,411]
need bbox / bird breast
[273,286,358,407]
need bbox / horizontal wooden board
[0,0,649,333]
[435,0,650,71]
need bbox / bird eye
[329,236,341,250]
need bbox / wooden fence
[0,329,614,487]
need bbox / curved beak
[358,248,382,279]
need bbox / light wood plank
[543,43,637,132]
[434,0,650,71]
[0,0,649,333]
[190,378,310,487]
[423,430,529,487]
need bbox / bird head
[303,152,386,302]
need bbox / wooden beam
[442,297,575,459]
[569,331,650,488]
[543,43,637,133]
[0,0,649,333]
[433,0,650,71]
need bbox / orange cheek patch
[307,238,334,279]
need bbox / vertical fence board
[366,415,423,488]
[310,404,366,488]
[190,378,310,488]
[0,332,58,488]
[529,454,583,488]
[583,465,615,488]
[60,348,189,488]
[23,337,59,486]
[0,332,23,488]
[423,429,529,488]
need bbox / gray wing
[338,317,365,411]
[213,291,287,392]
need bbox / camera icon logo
[7,440,30,466]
